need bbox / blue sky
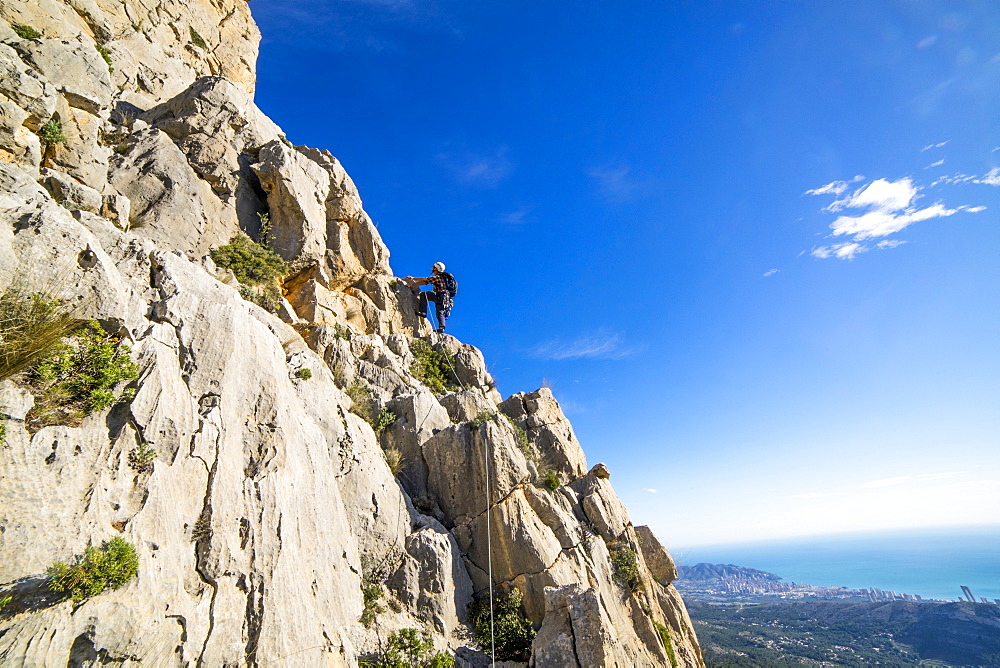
[251,1,1000,547]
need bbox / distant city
[675,563,1000,605]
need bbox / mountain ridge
[0,1,704,665]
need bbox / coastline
[671,524,1000,603]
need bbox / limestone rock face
[0,1,704,666]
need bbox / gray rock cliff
[0,1,704,665]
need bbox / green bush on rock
[48,537,139,603]
[468,587,536,661]
[25,320,139,431]
[409,340,456,394]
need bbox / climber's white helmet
[432,262,445,273]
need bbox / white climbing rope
[484,427,497,667]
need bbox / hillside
[688,600,1000,667]
[0,0,703,665]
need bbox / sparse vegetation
[409,340,455,394]
[542,468,560,492]
[47,537,139,603]
[468,587,536,661]
[361,628,454,667]
[213,234,287,314]
[256,211,273,246]
[278,134,292,148]
[0,421,6,447]
[188,26,207,49]
[128,441,156,472]
[12,24,42,39]
[610,543,641,592]
[373,407,396,435]
[346,381,375,418]
[24,320,139,431]
[502,413,530,452]
[389,279,400,289]
[212,234,287,286]
[95,43,113,72]
[653,621,678,668]
[333,323,352,341]
[0,595,10,612]
[38,118,67,146]
[359,559,384,628]
[467,411,494,429]
[383,446,404,476]
[295,368,312,380]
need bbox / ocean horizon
[671,524,1000,603]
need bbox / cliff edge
[0,1,704,665]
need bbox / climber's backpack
[440,271,458,298]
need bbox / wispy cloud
[529,330,635,361]
[763,269,779,277]
[436,146,512,188]
[588,165,650,202]
[924,159,945,169]
[645,488,659,494]
[921,140,949,151]
[974,167,1000,186]
[500,207,532,225]
[805,173,984,259]
[861,476,911,489]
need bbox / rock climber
[404,262,457,333]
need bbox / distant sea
[672,525,1000,603]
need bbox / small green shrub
[128,441,156,472]
[542,468,560,492]
[12,24,42,39]
[363,628,454,667]
[25,321,139,431]
[48,537,139,603]
[333,323,352,341]
[189,26,207,49]
[346,381,376,421]
[0,595,10,612]
[238,283,284,314]
[0,422,6,447]
[502,413,530,452]
[212,234,287,286]
[468,587,536,661]
[359,561,384,628]
[0,291,77,382]
[373,407,396,435]
[95,43,113,72]
[389,278,400,289]
[610,543,641,592]
[654,621,678,668]
[278,134,292,148]
[383,446,404,476]
[256,211,273,245]
[38,119,67,145]
[296,368,312,380]
[467,411,494,429]
[409,340,455,394]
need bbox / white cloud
[921,140,949,151]
[861,476,911,489]
[529,331,635,361]
[588,165,650,202]
[826,177,918,214]
[811,242,867,260]
[436,146,512,188]
[830,202,961,240]
[925,159,945,168]
[645,488,659,494]
[805,180,849,197]
[501,207,532,225]
[876,239,906,249]
[974,167,1000,186]
[967,205,987,213]
[763,269,779,277]
[931,173,975,187]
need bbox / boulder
[108,128,239,255]
[635,525,678,585]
